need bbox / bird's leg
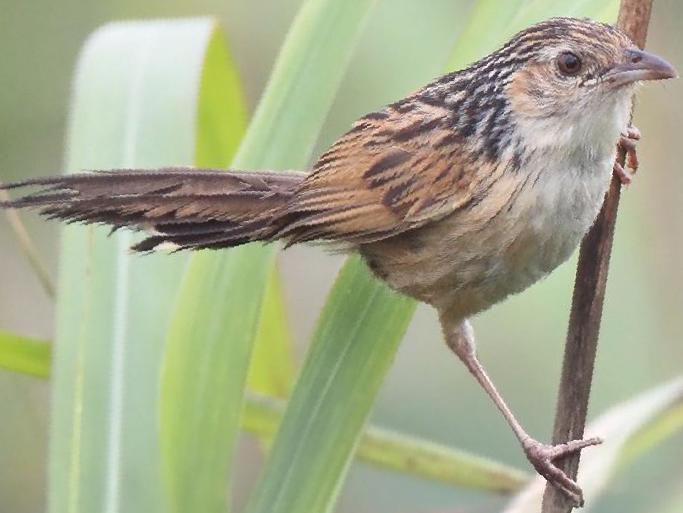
[441,318,601,507]
[613,126,641,186]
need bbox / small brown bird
[1,17,677,505]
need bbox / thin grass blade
[0,327,528,495]
[0,190,55,299]
[247,264,296,399]
[242,392,529,493]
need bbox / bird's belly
[495,179,604,285]
[362,158,613,318]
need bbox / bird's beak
[605,49,678,87]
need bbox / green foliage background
[0,1,682,513]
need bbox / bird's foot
[522,436,603,507]
[614,126,641,186]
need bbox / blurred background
[1,0,681,512]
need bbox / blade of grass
[192,21,294,429]
[357,425,527,494]
[159,2,379,512]
[244,2,621,512]
[11,331,679,501]
[50,18,245,513]
[502,377,683,513]
[0,330,528,493]
[244,256,416,513]
[242,392,529,494]
[616,398,683,468]
[247,264,296,399]
[447,0,619,70]
[0,331,50,379]
[0,190,55,299]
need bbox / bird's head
[500,17,676,151]
[408,17,675,162]
[505,18,675,116]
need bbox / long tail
[0,168,306,252]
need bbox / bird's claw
[613,161,632,186]
[522,436,603,507]
[614,126,641,186]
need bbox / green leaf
[446,0,528,70]
[447,0,619,71]
[501,377,683,513]
[244,256,413,513]
[242,392,529,493]
[616,396,683,469]
[50,18,245,513]
[160,1,378,512]
[247,264,296,399]
[0,331,50,379]
[356,424,527,494]
[508,0,619,26]
[247,2,622,512]
[0,327,528,495]
[0,323,527,495]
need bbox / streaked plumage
[1,17,676,505]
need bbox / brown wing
[277,103,480,245]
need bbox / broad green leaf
[0,331,50,379]
[501,377,683,513]
[160,1,378,512]
[51,18,245,513]
[248,2,621,512]
[247,264,295,399]
[242,392,528,493]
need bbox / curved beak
[605,49,678,87]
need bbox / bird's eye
[557,52,582,76]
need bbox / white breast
[501,93,631,293]
[526,152,613,270]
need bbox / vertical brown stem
[541,2,655,512]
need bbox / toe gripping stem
[614,126,641,186]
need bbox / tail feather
[1,168,306,252]
[131,228,256,253]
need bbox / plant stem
[0,190,56,299]
[541,2,655,512]
[242,392,529,494]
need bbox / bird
[1,17,677,506]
